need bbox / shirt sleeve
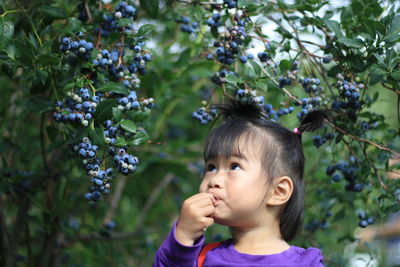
[311,249,325,267]
[152,221,205,267]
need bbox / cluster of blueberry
[299,77,322,93]
[209,19,248,65]
[312,132,335,148]
[326,158,365,192]
[104,121,140,175]
[52,87,102,127]
[357,210,376,228]
[179,16,199,34]
[53,2,154,202]
[104,119,119,145]
[235,89,264,105]
[322,55,332,64]
[257,51,270,63]
[192,107,218,125]
[59,37,94,60]
[211,69,236,85]
[277,61,299,88]
[96,1,137,36]
[92,49,120,67]
[294,96,322,120]
[127,48,151,76]
[112,148,139,175]
[304,211,332,232]
[263,103,295,121]
[71,137,113,202]
[206,13,222,28]
[331,74,364,116]
[77,2,88,22]
[222,0,238,8]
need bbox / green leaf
[89,127,106,145]
[97,82,129,95]
[337,37,364,48]
[369,67,386,85]
[138,24,157,37]
[244,63,256,79]
[38,6,67,19]
[112,107,122,122]
[373,53,386,66]
[126,109,150,122]
[335,133,343,143]
[388,15,400,34]
[37,54,59,65]
[95,99,118,123]
[384,33,400,44]
[249,60,261,77]
[283,41,291,52]
[390,72,400,81]
[254,80,269,92]
[139,0,159,19]
[127,130,149,146]
[120,119,137,133]
[279,59,290,73]
[0,20,14,48]
[118,18,132,28]
[115,137,128,147]
[323,19,342,37]
[225,74,241,84]
[266,80,280,92]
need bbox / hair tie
[293,128,302,135]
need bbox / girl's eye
[205,164,216,172]
[230,163,241,171]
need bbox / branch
[0,197,10,267]
[382,83,400,95]
[103,175,128,225]
[66,173,175,244]
[324,119,397,154]
[84,0,93,23]
[361,142,387,189]
[177,0,222,5]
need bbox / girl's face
[199,143,271,227]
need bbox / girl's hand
[175,193,216,246]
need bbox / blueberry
[332,173,342,182]
[239,55,247,63]
[326,165,336,176]
[359,220,368,228]
[367,217,375,225]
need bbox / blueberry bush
[0,0,399,266]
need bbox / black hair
[203,100,331,242]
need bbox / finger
[197,205,216,217]
[193,197,215,208]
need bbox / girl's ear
[266,176,293,206]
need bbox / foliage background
[0,0,399,266]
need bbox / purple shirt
[153,222,325,267]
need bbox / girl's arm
[152,221,205,267]
[153,192,216,266]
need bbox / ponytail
[297,109,331,134]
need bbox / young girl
[153,100,327,266]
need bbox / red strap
[197,241,222,267]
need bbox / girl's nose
[208,172,223,189]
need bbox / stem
[0,9,25,17]
[40,114,49,172]
[66,173,175,244]
[103,175,127,225]
[324,119,397,154]
[177,0,222,5]
[382,83,400,95]
[0,197,9,267]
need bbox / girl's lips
[210,193,222,204]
